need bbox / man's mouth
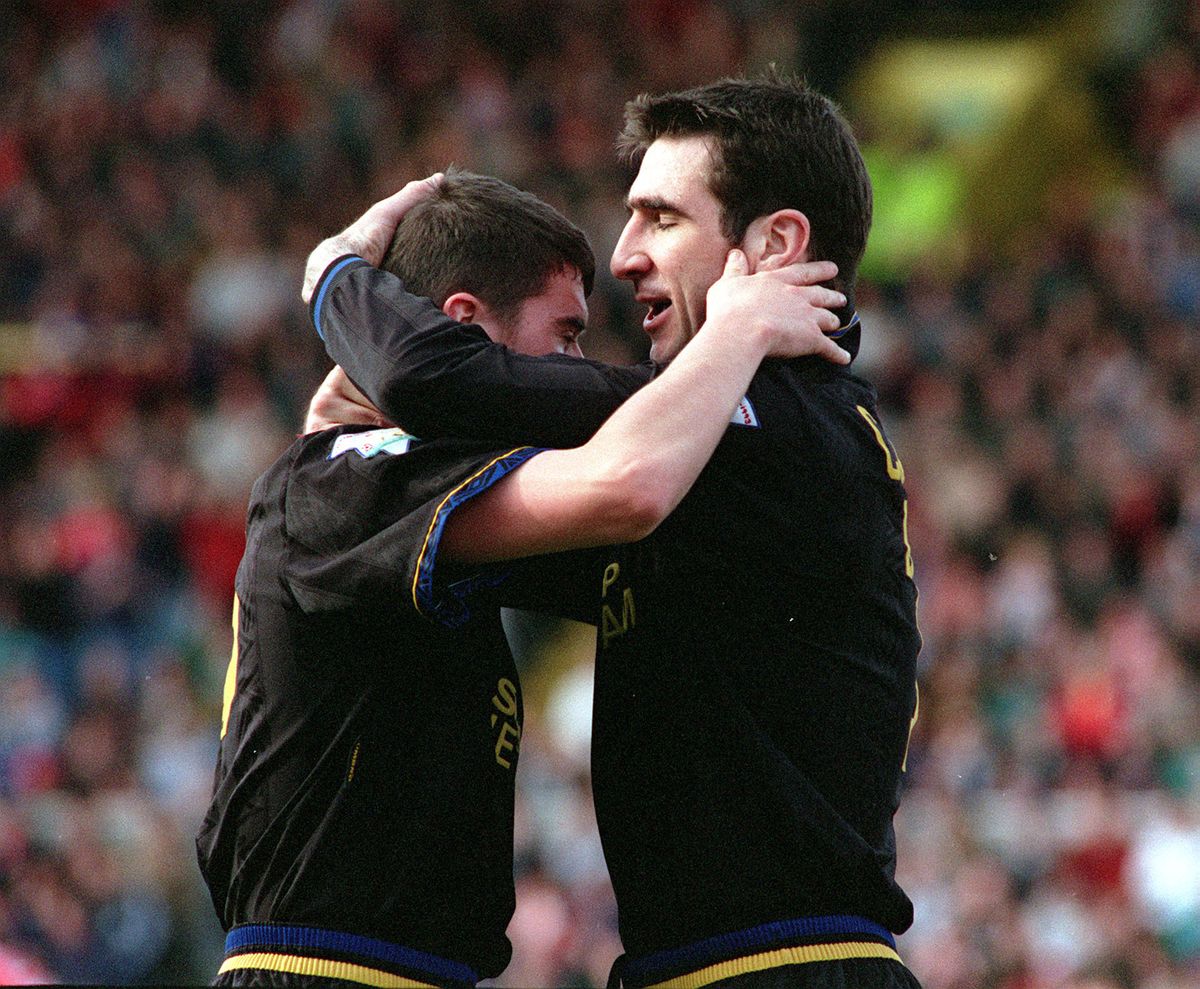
[643,299,672,333]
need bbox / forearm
[441,320,768,563]
[310,257,651,447]
[436,250,849,565]
[574,317,769,522]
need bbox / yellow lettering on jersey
[494,722,520,770]
[902,501,914,578]
[858,405,916,583]
[220,596,240,739]
[859,411,921,779]
[856,406,904,482]
[491,677,521,770]
[601,562,620,597]
[492,677,518,717]
[901,683,920,773]
[601,586,636,648]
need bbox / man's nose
[610,221,649,280]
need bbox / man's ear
[741,209,811,272]
[442,292,482,324]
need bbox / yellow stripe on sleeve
[410,447,529,616]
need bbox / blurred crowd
[0,0,1197,986]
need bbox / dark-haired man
[200,168,849,988]
[306,74,922,989]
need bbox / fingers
[741,261,845,309]
[769,259,839,285]
[815,332,851,365]
[775,286,846,330]
[810,287,848,311]
[777,311,851,365]
[808,304,850,364]
[816,305,843,332]
[312,173,447,281]
[723,248,749,277]
[361,173,445,232]
[302,174,446,305]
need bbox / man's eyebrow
[625,194,690,218]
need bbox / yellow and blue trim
[410,445,545,628]
[828,311,861,340]
[620,915,904,989]
[220,923,477,989]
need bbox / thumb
[723,248,749,277]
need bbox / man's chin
[648,339,673,363]
[647,327,689,363]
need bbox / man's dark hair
[617,71,872,293]
[382,167,595,323]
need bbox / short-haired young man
[200,169,848,987]
[306,74,922,989]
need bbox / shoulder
[291,426,519,488]
[732,364,887,476]
[753,359,877,411]
[283,427,539,546]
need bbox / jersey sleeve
[309,256,656,447]
[281,428,545,629]
[494,547,604,625]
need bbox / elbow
[601,464,676,544]
[613,500,664,544]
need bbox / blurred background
[0,0,1197,985]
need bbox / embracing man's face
[496,267,588,358]
[611,135,732,363]
[460,266,588,358]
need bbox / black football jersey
[579,358,920,954]
[312,258,921,958]
[196,425,541,978]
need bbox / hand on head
[301,173,445,305]
[705,251,849,365]
[304,365,391,433]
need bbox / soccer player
[199,169,849,988]
[305,75,922,989]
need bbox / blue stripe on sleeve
[312,255,365,341]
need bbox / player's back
[590,355,921,956]
[196,426,527,979]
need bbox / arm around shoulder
[439,251,849,565]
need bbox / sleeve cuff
[309,254,370,341]
[411,446,547,628]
